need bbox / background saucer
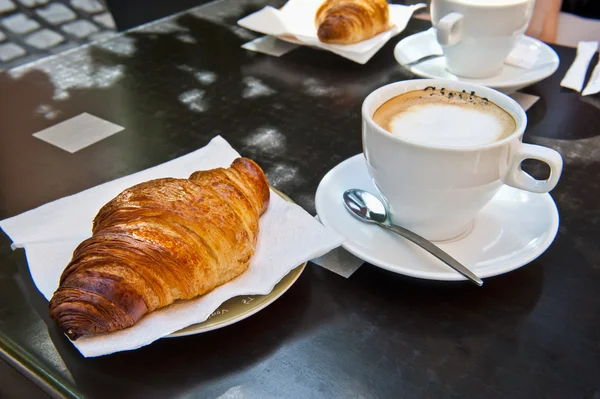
[315,154,560,281]
[394,31,560,93]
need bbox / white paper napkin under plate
[238,0,425,64]
[0,136,344,357]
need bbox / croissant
[49,158,270,340]
[315,0,390,44]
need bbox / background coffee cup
[362,79,563,241]
[431,0,535,79]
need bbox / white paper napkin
[396,29,541,70]
[582,59,600,96]
[561,41,598,92]
[504,40,542,69]
[0,136,344,357]
[509,91,540,111]
[310,216,364,277]
[238,0,425,64]
[311,245,364,278]
[242,35,300,57]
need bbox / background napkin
[0,136,344,357]
[560,41,598,92]
[241,35,300,57]
[238,0,425,64]
[504,40,542,70]
[582,59,600,96]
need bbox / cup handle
[504,143,563,194]
[436,12,464,46]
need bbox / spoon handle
[378,222,483,286]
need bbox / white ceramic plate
[394,30,560,93]
[315,154,560,281]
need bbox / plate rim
[315,154,560,281]
[167,187,307,338]
[393,32,561,89]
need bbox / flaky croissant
[315,0,390,44]
[49,158,270,340]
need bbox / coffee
[372,87,516,147]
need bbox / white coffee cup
[362,79,562,241]
[431,0,535,78]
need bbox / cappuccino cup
[362,79,562,241]
[431,0,535,78]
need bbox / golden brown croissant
[315,0,390,44]
[49,158,270,340]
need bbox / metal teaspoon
[343,189,483,286]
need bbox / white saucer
[393,30,560,93]
[315,154,560,282]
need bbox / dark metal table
[1,1,599,398]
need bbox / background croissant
[49,158,270,340]
[315,0,390,44]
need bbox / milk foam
[388,104,506,147]
[372,88,516,148]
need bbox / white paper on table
[509,91,540,111]
[561,41,598,92]
[0,136,344,357]
[238,0,425,64]
[505,40,542,69]
[33,113,124,153]
[311,245,364,278]
[310,215,364,278]
[242,35,300,57]
[582,59,600,96]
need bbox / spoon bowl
[343,189,388,224]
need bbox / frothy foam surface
[388,104,507,147]
[372,88,516,148]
